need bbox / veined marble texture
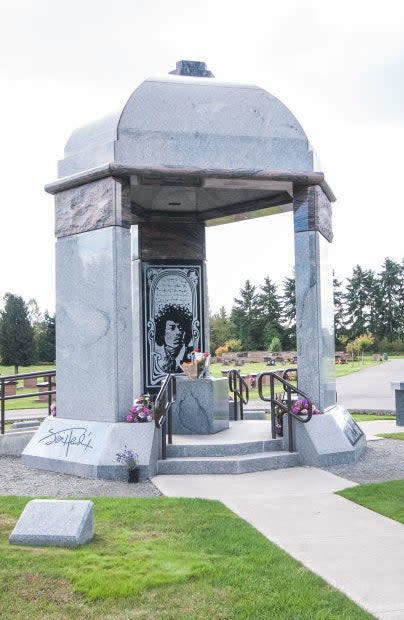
[294,230,336,411]
[56,227,133,422]
[55,177,132,237]
[171,377,229,434]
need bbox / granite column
[293,185,336,411]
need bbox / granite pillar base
[284,404,367,466]
[171,377,229,434]
[22,417,159,480]
[391,382,404,426]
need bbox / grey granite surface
[324,439,404,484]
[9,499,93,547]
[171,377,229,434]
[394,389,404,426]
[0,456,160,497]
[58,75,314,179]
[294,230,336,410]
[55,177,131,237]
[287,405,366,467]
[56,227,132,422]
[22,418,159,481]
[169,60,214,77]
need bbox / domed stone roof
[59,69,316,179]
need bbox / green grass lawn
[210,357,381,401]
[377,432,404,440]
[338,480,404,525]
[0,364,55,411]
[351,414,396,422]
[0,496,372,620]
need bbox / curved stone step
[166,438,283,458]
[157,451,299,475]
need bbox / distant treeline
[210,257,404,354]
[0,293,55,373]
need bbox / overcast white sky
[0,0,403,314]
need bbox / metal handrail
[154,374,176,460]
[258,370,313,452]
[228,369,249,421]
[0,370,56,434]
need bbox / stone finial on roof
[169,60,214,78]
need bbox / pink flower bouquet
[126,394,153,423]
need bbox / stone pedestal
[284,405,366,466]
[9,500,94,548]
[171,377,229,434]
[391,381,404,426]
[22,417,159,480]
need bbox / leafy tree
[0,293,34,373]
[27,298,42,326]
[224,338,241,352]
[269,336,282,353]
[346,333,375,360]
[209,306,235,355]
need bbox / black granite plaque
[334,409,364,446]
[143,262,204,390]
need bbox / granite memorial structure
[22,60,365,479]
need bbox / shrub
[270,336,282,353]
[215,345,228,357]
[224,338,242,352]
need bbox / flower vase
[128,468,139,483]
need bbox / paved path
[336,359,404,411]
[4,408,47,422]
[153,422,404,620]
[246,359,404,412]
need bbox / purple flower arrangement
[126,394,154,423]
[116,446,139,469]
[292,399,320,416]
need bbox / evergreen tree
[344,266,377,339]
[0,293,35,373]
[281,275,296,349]
[256,277,283,349]
[231,280,260,350]
[36,312,56,363]
[333,275,346,345]
[376,258,404,341]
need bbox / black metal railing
[228,369,249,421]
[258,370,313,452]
[154,374,176,460]
[0,370,56,435]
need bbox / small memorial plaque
[333,409,364,446]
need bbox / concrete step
[157,451,299,475]
[228,409,267,421]
[166,438,283,458]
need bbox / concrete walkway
[246,359,404,412]
[153,422,404,620]
[336,359,404,412]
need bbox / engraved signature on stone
[38,427,94,457]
